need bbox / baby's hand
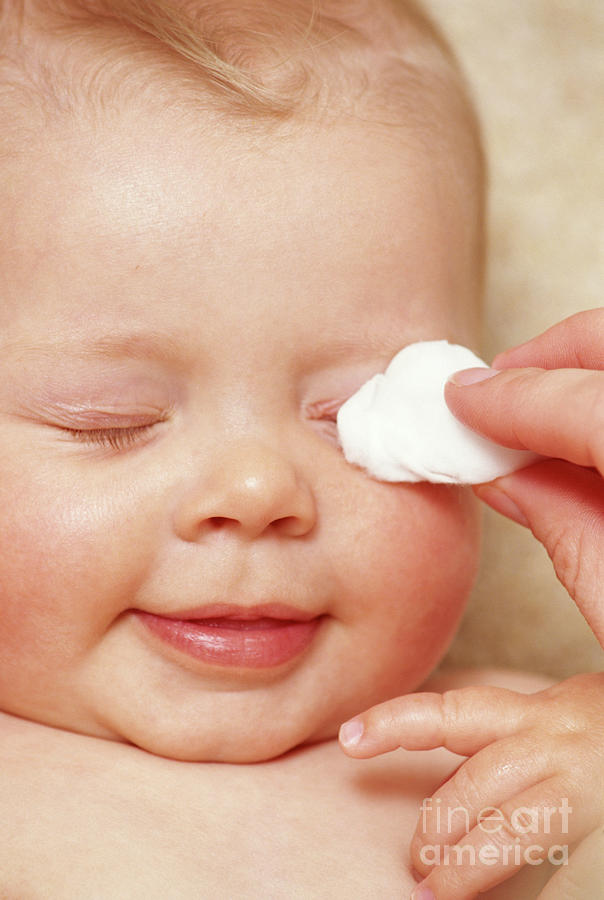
[444,308,604,642]
[339,673,604,899]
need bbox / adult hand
[445,307,604,642]
[339,309,604,899]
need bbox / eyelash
[66,424,157,451]
[62,403,342,452]
[306,399,342,424]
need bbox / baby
[1,0,603,897]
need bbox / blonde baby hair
[0,0,479,125]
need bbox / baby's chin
[83,664,448,763]
[113,719,338,763]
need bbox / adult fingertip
[447,367,500,387]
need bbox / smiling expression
[0,104,482,762]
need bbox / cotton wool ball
[336,341,538,484]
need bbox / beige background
[422,0,604,677]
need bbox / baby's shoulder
[421,665,555,694]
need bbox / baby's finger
[411,731,558,858]
[444,366,604,471]
[412,776,584,900]
[338,686,532,758]
[491,307,604,371]
[537,827,604,899]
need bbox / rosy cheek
[0,512,72,659]
[388,487,481,657]
[353,482,480,609]
[0,471,153,658]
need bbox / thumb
[476,458,604,645]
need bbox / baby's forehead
[0,0,483,343]
[1,0,483,221]
[1,122,478,367]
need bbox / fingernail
[410,886,436,900]
[475,485,530,527]
[339,718,364,747]
[448,367,499,386]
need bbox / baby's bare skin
[0,670,553,899]
[2,8,596,899]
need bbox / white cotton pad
[336,340,538,484]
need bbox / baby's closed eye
[303,397,347,444]
[59,422,161,452]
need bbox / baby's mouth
[133,604,325,669]
[184,616,303,629]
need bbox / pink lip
[134,604,324,669]
[157,601,320,622]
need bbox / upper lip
[146,602,321,622]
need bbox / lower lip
[135,612,323,668]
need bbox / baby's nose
[172,441,317,542]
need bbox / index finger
[492,308,604,370]
[338,686,532,758]
[444,367,604,471]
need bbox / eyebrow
[302,330,412,367]
[16,332,186,367]
[14,328,407,370]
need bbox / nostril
[205,514,305,534]
[277,515,297,529]
[276,514,314,537]
[208,517,231,529]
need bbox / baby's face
[0,105,481,762]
